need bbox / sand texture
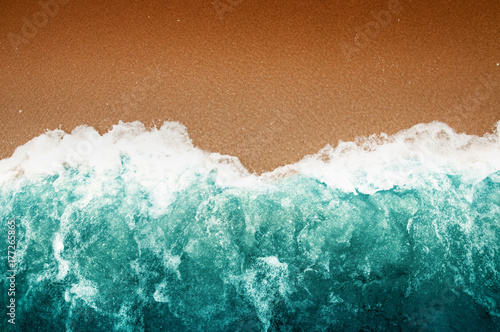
[1,0,499,172]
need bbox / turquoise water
[1,121,500,331]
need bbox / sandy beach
[1,0,499,173]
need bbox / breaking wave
[1,120,500,331]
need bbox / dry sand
[1,0,499,173]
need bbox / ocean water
[1,121,500,331]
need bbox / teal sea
[1,121,500,331]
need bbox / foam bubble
[53,233,70,280]
[69,279,98,304]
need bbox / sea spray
[1,121,500,331]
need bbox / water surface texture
[1,121,500,331]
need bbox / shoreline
[1,119,499,181]
[1,0,499,173]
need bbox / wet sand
[0,0,499,173]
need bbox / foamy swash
[1,121,500,331]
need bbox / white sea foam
[53,233,70,280]
[272,121,500,194]
[1,120,499,195]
